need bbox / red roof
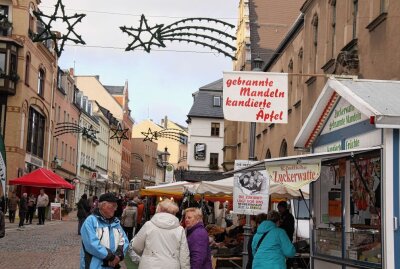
[9,168,75,189]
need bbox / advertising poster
[51,202,62,221]
[223,71,288,123]
[233,160,270,215]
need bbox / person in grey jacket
[121,201,137,242]
[131,199,190,269]
[36,189,49,225]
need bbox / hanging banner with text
[266,163,321,190]
[223,71,288,123]
[233,160,270,215]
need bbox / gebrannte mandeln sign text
[223,71,288,123]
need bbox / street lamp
[160,147,170,182]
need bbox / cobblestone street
[0,216,128,269]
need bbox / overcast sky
[40,0,238,126]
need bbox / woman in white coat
[131,199,190,269]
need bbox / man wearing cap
[80,193,129,269]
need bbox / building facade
[104,82,134,193]
[75,92,99,202]
[187,79,224,172]
[51,68,80,207]
[131,138,158,188]
[223,0,304,171]
[1,0,58,196]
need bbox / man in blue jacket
[80,193,129,269]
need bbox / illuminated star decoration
[141,128,187,144]
[54,122,99,140]
[32,0,86,57]
[120,15,237,60]
[110,122,129,144]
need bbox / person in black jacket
[247,213,268,269]
[18,193,28,229]
[277,201,295,242]
[0,206,5,238]
[77,193,90,235]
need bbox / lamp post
[160,147,170,182]
[111,171,116,193]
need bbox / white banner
[223,71,288,123]
[233,160,270,215]
[165,164,174,183]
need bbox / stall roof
[9,168,75,189]
[224,146,381,175]
[295,78,400,149]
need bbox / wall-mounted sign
[223,71,288,123]
[194,143,206,160]
[266,163,321,190]
[321,98,367,135]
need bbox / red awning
[9,168,75,189]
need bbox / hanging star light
[120,15,237,59]
[141,127,187,144]
[31,0,86,57]
[110,122,129,144]
[54,122,99,140]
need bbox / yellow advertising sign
[266,163,321,190]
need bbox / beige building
[132,118,188,167]
[131,138,158,188]
[223,0,303,170]
[0,0,58,196]
[104,82,134,193]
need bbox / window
[331,1,337,58]
[29,3,35,34]
[25,54,30,85]
[37,68,45,96]
[265,149,271,159]
[57,106,61,123]
[209,153,219,169]
[279,139,288,157]
[293,199,310,220]
[0,52,5,74]
[55,137,58,156]
[213,96,221,107]
[311,14,319,73]
[352,0,358,39]
[26,107,46,158]
[61,142,64,160]
[0,5,9,36]
[211,122,220,136]
[57,68,63,89]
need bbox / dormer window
[213,96,221,107]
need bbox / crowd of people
[0,189,49,230]
[78,192,297,269]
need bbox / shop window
[313,151,382,266]
[211,122,220,136]
[26,107,46,158]
[37,68,45,96]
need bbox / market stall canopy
[140,181,199,197]
[9,168,75,189]
[197,177,309,199]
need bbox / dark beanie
[99,193,118,203]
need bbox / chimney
[164,116,168,128]
[69,68,74,76]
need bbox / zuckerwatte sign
[223,71,288,123]
[266,163,321,190]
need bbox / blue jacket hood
[256,220,277,234]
